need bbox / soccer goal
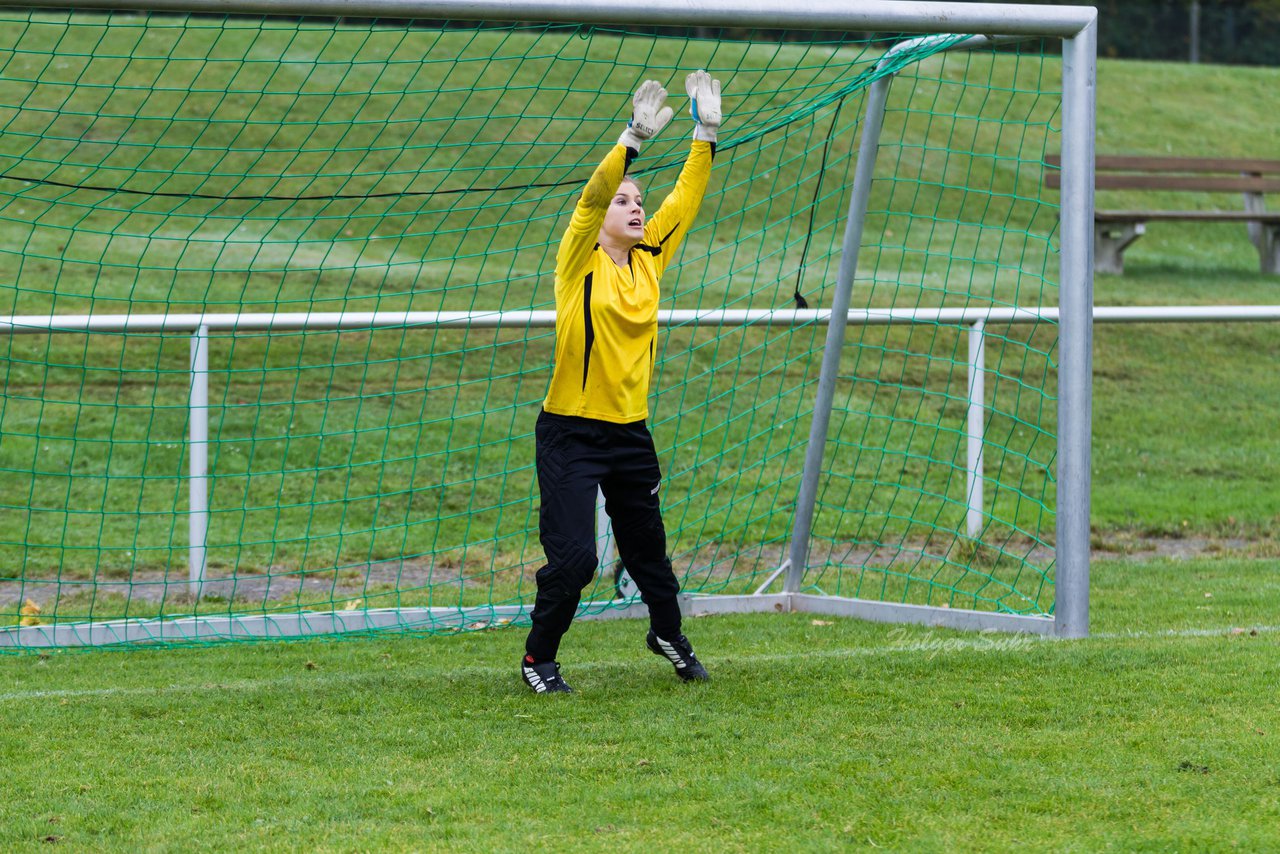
[0,1,1096,648]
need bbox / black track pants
[524,410,682,661]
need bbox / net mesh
[0,12,1062,647]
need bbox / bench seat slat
[1045,154,1280,174]
[1042,153,1280,275]
[1046,174,1280,192]
[1095,210,1280,222]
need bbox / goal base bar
[684,594,1055,635]
[0,592,1053,648]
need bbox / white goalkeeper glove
[686,69,722,142]
[617,79,674,151]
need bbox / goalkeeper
[521,71,723,694]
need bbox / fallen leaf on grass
[465,619,513,631]
[19,598,41,627]
[810,619,833,626]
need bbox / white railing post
[966,320,986,537]
[189,325,209,600]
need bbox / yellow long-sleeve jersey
[543,139,714,423]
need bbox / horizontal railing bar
[1089,306,1280,323]
[0,1,1099,39]
[2,305,1279,335]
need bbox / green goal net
[0,11,1064,648]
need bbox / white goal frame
[0,0,1098,646]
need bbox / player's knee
[537,535,600,598]
[610,504,666,554]
[636,556,681,603]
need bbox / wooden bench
[1045,155,1280,275]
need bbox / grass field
[3,22,1276,614]
[2,557,1278,851]
[1,16,1279,850]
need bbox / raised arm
[556,81,674,281]
[642,70,724,275]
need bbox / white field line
[1092,624,1280,639]
[1,622,1274,704]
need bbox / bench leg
[1243,190,1265,248]
[1241,189,1278,274]
[1257,223,1279,275]
[1094,221,1144,276]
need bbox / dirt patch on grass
[0,558,472,609]
[1091,533,1278,561]
[2,535,1273,611]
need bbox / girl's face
[599,180,645,247]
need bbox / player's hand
[686,69,722,142]
[617,80,673,150]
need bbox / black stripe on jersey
[634,223,682,257]
[581,271,595,389]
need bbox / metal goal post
[0,1,1098,647]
